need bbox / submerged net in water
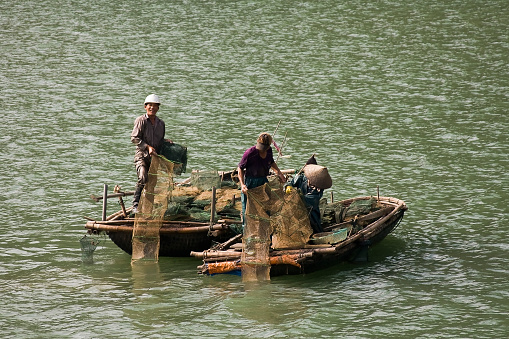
[242,178,312,281]
[131,155,175,265]
[80,235,101,263]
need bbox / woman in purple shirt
[237,132,286,229]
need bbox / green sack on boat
[160,142,187,175]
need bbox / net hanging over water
[242,178,312,282]
[131,155,175,265]
[80,235,101,264]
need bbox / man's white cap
[144,94,161,105]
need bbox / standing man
[131,94,172,213]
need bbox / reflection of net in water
[131,156,174,264]
[242,179,312,281]
[80,235,101,263]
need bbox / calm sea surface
[1,0,507,338]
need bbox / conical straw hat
[303,164,332,189]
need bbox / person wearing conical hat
[286,155,332,233]
[237,132,287,230]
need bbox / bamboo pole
[272,119,282,138]
[202,255,243,263]
[190,250,241,259]
[89,219,213,226]
[91,191,134,202]
[118,197,127,218]
[217,218,243,225]
[275,131,287,163]
[215,233,243,251]
[210,186,216,225]
[194,249,315,262]
[108,206,133,221]
[106,208,131,221]
[113,185,128,218]
[102,184,108,221]
[85,222,230,234]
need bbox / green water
[1,0,507,337]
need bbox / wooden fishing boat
[85,216,238,257]
[84,172,243,257]
[191,195,407,276]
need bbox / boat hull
[107,230,218,257]
[269,208,404,276]
[85,219,235,257]
[195,196,407,276]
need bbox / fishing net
[190,170,221,191]
[271,187,313,250]
[131,155,174,265]
[242,178,312,281]
[80,235,101,263]
[164,184,242,222]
